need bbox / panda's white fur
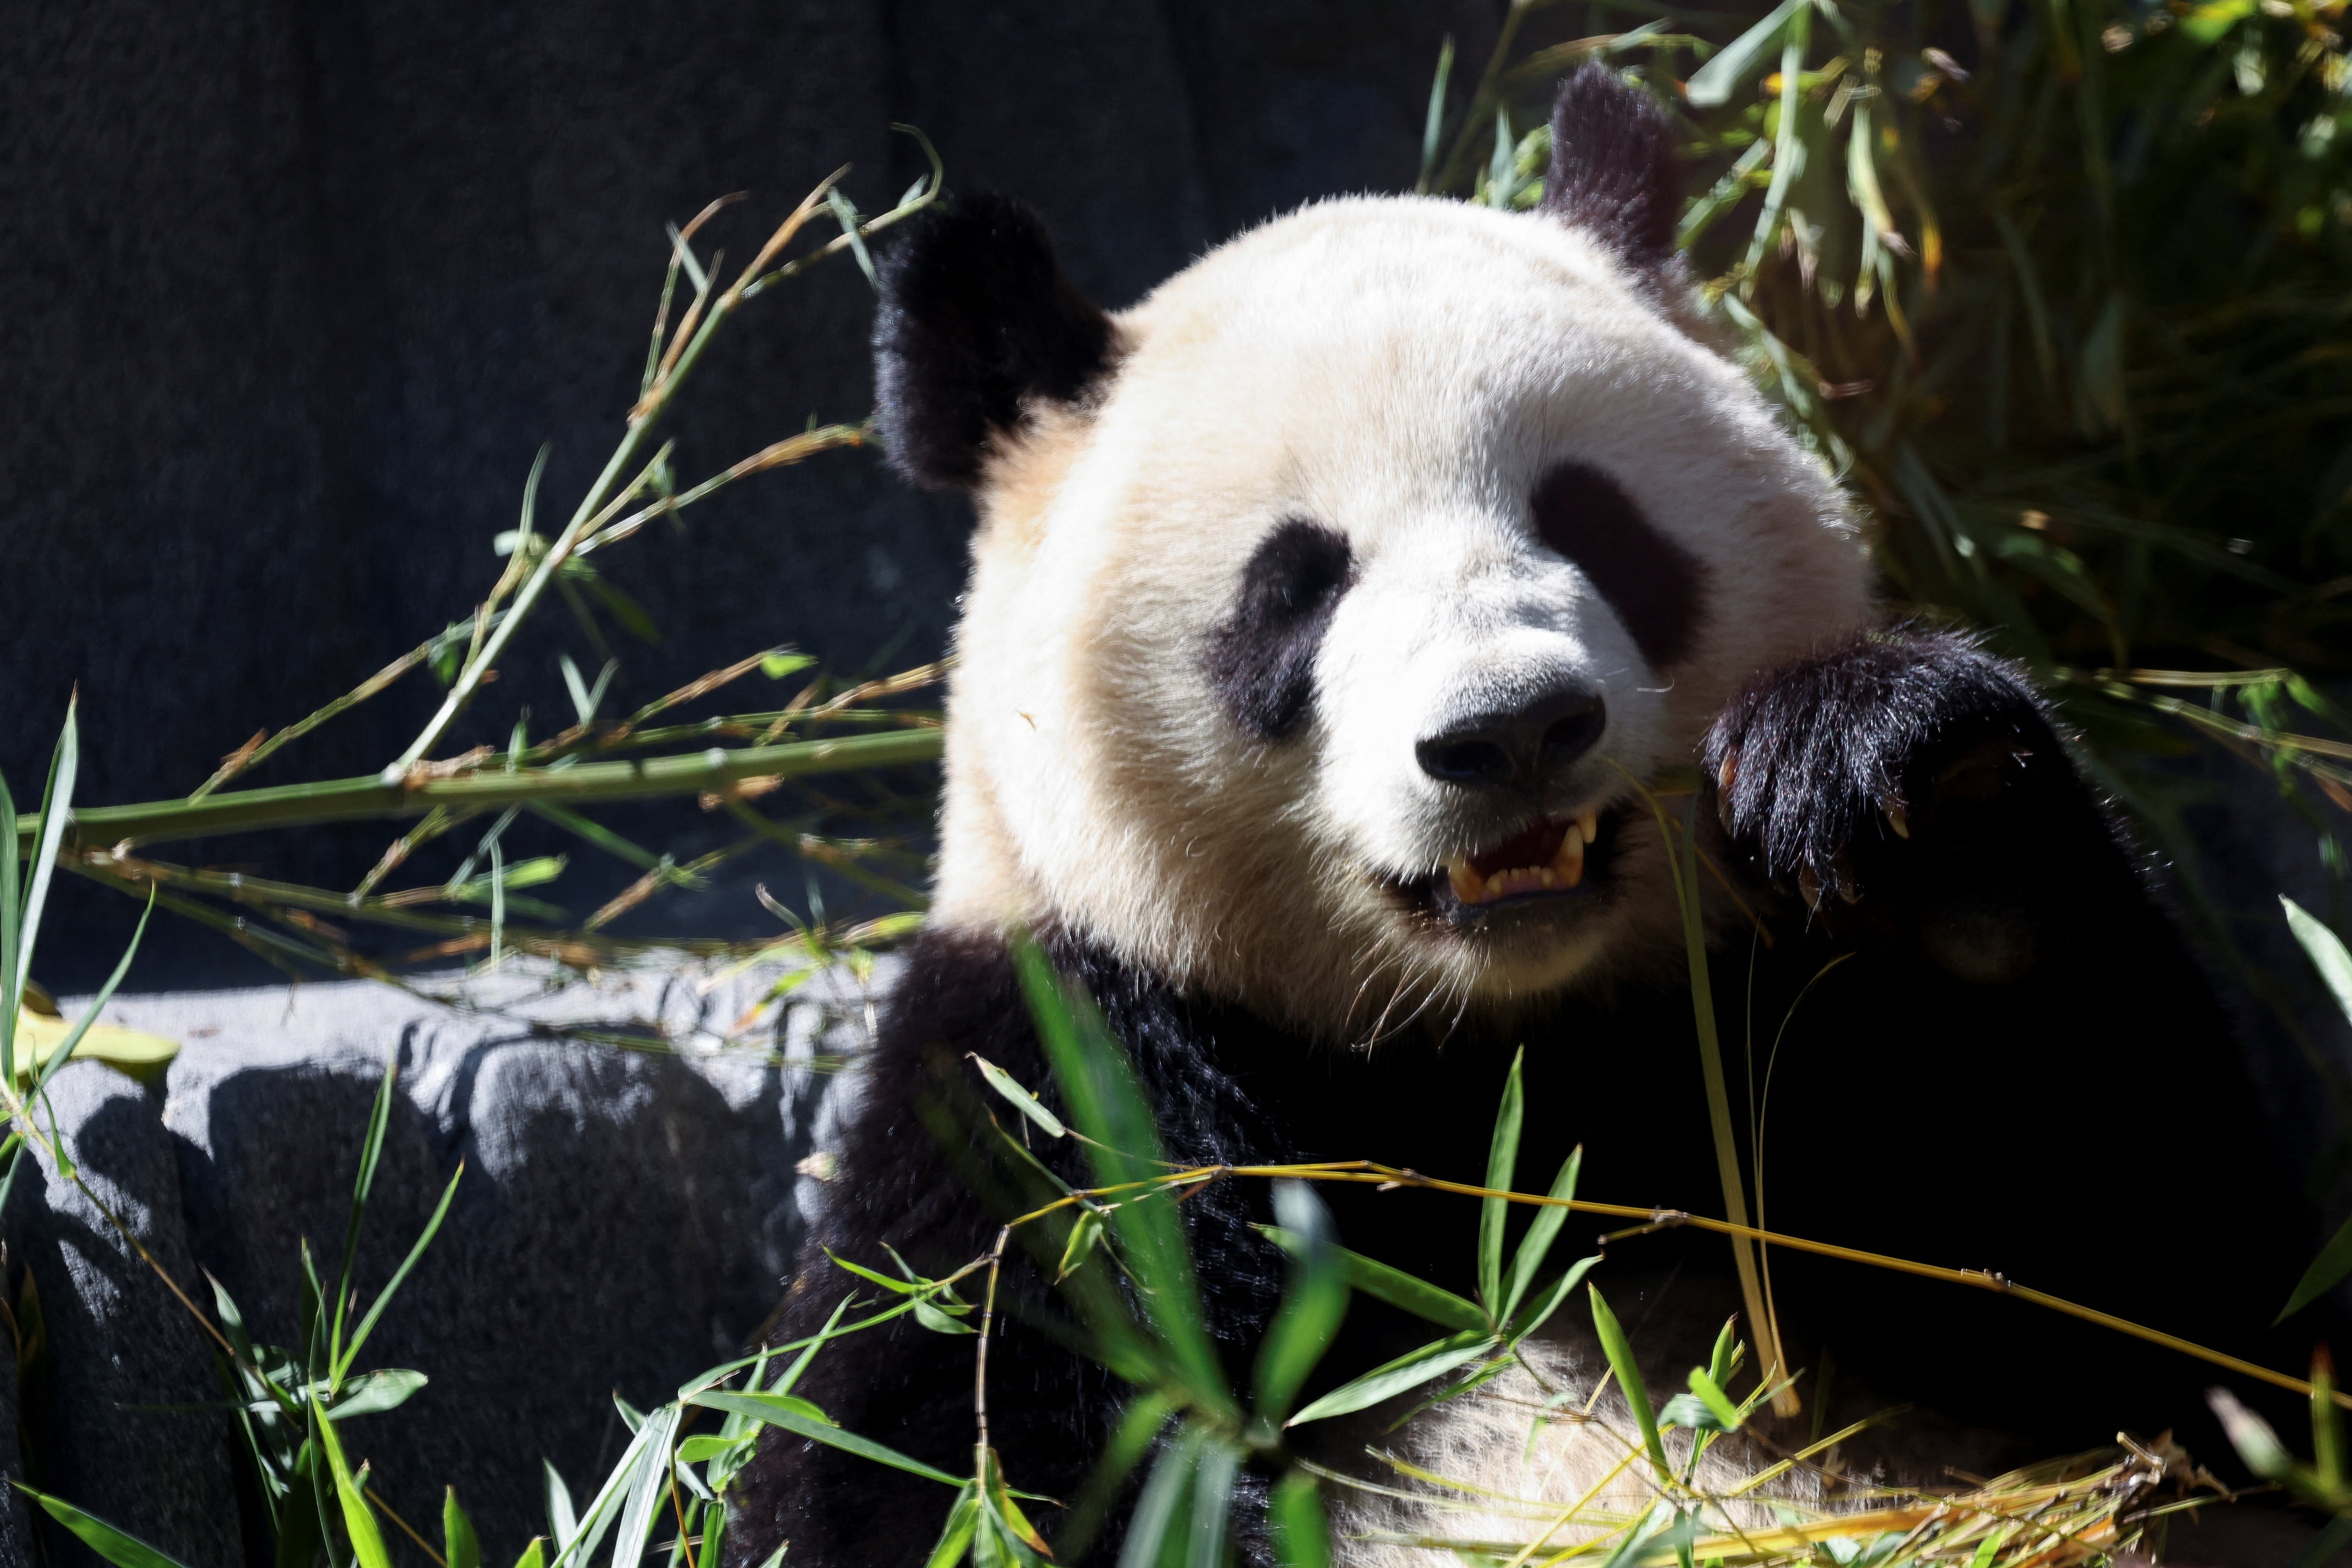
[936,195,1874,1036]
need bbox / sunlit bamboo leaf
[686,1391,964,1485]
[1285,1330,1492,1426]
[1685,0,1804,106]
[970,1053,1067,1139]
[1501,1145,1581,1326]
[1478,1049,1526,1318]
[1590,1284,1669,1480]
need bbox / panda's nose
[1415,686,1608,789]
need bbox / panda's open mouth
[1398,804,1629,927]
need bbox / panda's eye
[1203,518,1354,741]
[1531,461,1706,667]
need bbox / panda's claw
[1797,864,1824,911]
[1883,800,1911,840]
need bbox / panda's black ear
[1538,66,1682,274]
[872,193,1115,491]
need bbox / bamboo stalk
[17,728,941,853]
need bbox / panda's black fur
[728,70,2325,1567]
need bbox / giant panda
[728,69,2316,1566]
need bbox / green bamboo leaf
[330,1051,402,1371]
[445,1489,483,1568]
[825,1249,921,1293]
[1502,1145,1581,1326]
[675,1434,747,1465]
[1267,1467,1332,1568]
[7,699,79,1082]
[924,1484,982,1568]
[1118,1425,1203,1568]
[1590,1285,1668,1480]
[686,1392,964,1485]
[1013,937,1232,1419]
[1285,1331,1493,1427]
[330,1369,428,1419]
[1252,1182,1349,1423]
[335,1161,464,1384]
[1502,1253,1601,1343]
[14,1485,196,1568]
[315,1410,394,1568]
[1685,0,1804,106]
[513,1538,547,1568]
[1478,1049,1526,1319]
[22,886,162,1094]
[2278,1210,2352,1325]
[1685,1366,1743,1430]
[1055,1210,1103,1282]
[1259,1225,1485,1333]
[1186,1438,1241,1568]
[969,1053,1066,1139]
[1416,35,1455,192]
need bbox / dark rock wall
[0,0,1496,988]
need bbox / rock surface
[4,959,884,1568]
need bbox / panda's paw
[1701,628,2066,919]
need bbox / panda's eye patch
[1531,461,1706,667]
[1203,518,1354,741]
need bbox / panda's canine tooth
[1550,829,1586,888]
[1447,860,1485,904]
[1573,809,1599,845]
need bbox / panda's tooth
[1551,832,1586,888]
[1574,810,1599,845]
[1447,860,1485,904]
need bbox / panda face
[881,84,1871,1037]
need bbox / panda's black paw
[1700,629,2086,968]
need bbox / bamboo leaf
[336,1161,464,1384]
[1251,1182,1349,1423]
[1590,1285,1669,1480]
[445,1489,483,1568]
[315,1410,393,1568]
[686,1392,964,1485]
[924,1484,982,1568]
[2278,1209,2352,1324]
[1013,936,1232,1419]
[330,1369,428,1419]
[1285,1331,1493,1427]
[1478,1049,1525,1319]
[970,1053,1066,1139]
[1259,1226,1486,1334]
[2284,897,2352,1028]
[1118,1425,1203,1568]
[1267,1467,1332,1568]
[1502,1145,1581,1326]
[14,1485,197,1568]
[1685,0,1804,106]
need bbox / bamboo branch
[18,728,941,854]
